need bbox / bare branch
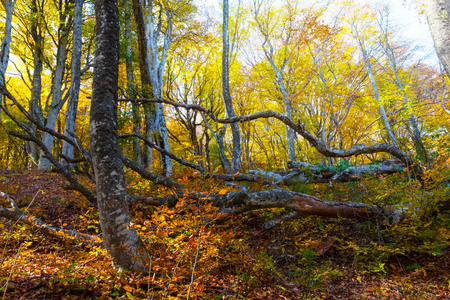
[0,192,100,245]
[120,133,205,172]
[120,133,277,186]
[120,97,422,176]
[121,155,186,190]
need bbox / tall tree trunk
[38,8,71,170]
[352,29,399,149]
[222,0,241,173]
[425,0,450,76]
[253,5,297,164]
[272,66,297,163]
[0,0,15,89]
[28,0,44,167]
[143,0,173,176]
[131,0,153,169]
[90,0,150,272]
[377,10,427,163]
[362,52,398,149]
[61,0,85,170]
[0,0,15,168]
[124,0,141,164]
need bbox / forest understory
[1,169,449,299]
[2,0,450,298]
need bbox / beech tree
[123,0,142,164]
[131,0,154,168]
[142,0,174,176]
[376,6,427,164]
[90,0,150,271]
[349,12,399,149]
[2,0,450,275]
[425,0,450,76]
[222,0,241,172]
[60,0,85,170]
[27,0,43,166]
[252,0,298,163]
[0,0,15,91]
[38,0,73,170]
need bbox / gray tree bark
[201,112,231,173]
[425,0,450,76]
[38,1,72,169]
[222,0,241,173]
[28,0,44,167]
[131,0,153,169]
[210,188,402,225]
[124,0,142,164]
[351,25,399,149]
[377,8,427,165]
[0,0,14,149]
[0,0,15,89]
[90,0,150,272]
[253,2,297,163]
[143,0,173,176]
[61,0,85,170]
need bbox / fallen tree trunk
[286,160,405,183]
[0,191,100,245]
[248,160,406,185]
[142,188,404,228]
[209,189,402,223]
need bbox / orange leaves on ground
[217,189,228,195]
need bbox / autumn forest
[1,0,450,298]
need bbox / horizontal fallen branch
[212,188,403,224]
[283,160,405,184]
[0,191,101,246]
[141,187,404,226]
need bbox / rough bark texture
[206,188,403,224]
[61,0,84,170]
[222,0,241,172]
[281,160,405,184]
[425,0,450,76]
[90,0,149,272]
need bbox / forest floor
[0,169,450,299]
